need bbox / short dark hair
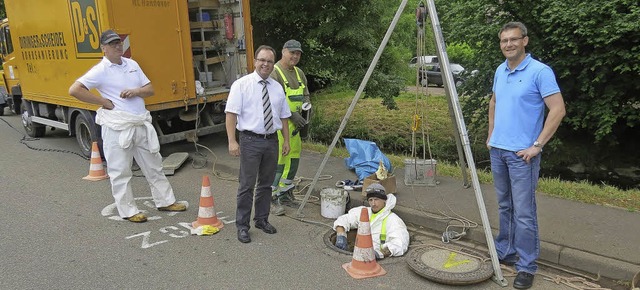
[499,22,528,38]
[254,45,276,59]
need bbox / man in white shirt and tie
[225,45,291,243]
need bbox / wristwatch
[533,141,543,148]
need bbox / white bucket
[320,188,348,219]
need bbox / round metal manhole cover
[406,244,494,285]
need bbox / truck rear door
[106,0,194,111]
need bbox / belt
[240,130,277,139]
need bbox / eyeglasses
[500,36,525,45]
[255,58,275,64]
[107,40,123,47]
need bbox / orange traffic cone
[342,207,387,279]
[83,142,108,181]
[192,175,224,229]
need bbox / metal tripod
[294,0,507,285]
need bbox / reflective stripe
[352,246,376,262]
[380,216,389,245]
[274,65,305,109]
[89,163,103,171]
[198,206,215,218]
[200,186,212,197]
[357,221,371,235]
[370,211,389,246]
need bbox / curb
[391,202,640,281]
[308,173,640,281]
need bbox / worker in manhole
[333,183,409,259]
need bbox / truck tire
[0,104,5,116]
[21,101,46,137]
[75,113,96,158]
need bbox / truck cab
[0,18,21,116]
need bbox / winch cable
[188,92,239,182]
[409,1,476,244]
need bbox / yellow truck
[0,0,254,156]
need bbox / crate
[404,158,437,186]
[361,174,397,196]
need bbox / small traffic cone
[83,142,108,181]
[192,175,223,229]
[342,207,387,279]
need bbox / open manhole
[323,229,358,255]
[406,244,494,285]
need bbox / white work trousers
[102,125,176,218]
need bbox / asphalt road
[0,112,596,289]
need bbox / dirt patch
[405,86,445,96]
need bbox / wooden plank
[193,55,225,65]
[191,41,213,49]
[190,21,213,29]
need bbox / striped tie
[260,80,274,133]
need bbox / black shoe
[255,221,277,234]
[237,229,251,243]
[513,272,534,289]
[499,259,516,266]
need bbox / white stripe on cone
[198,206,215,218]
[89,163,103,171]
[352,246,376,262]
[200,186,212,197]
[91,151,101,158]
[357,222,371,235]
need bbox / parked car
[419,63,467,88]
[409,55,438,68]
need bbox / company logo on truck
[19,32,69,63]
[69,0,102,58]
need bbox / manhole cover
[406,244,493,285]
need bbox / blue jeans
[490,148,541,274]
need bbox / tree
[250,0,419,108]
[435,0,640,147]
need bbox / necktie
[260,80,274,133]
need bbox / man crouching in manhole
[333,184,410,259]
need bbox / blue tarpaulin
[343,138,393,182]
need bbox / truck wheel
[75,113,95,158]
[0,104,5,116]
[21,102,45,137]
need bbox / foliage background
[250,0,639,188]
[1,1,637,187]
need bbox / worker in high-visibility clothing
[269,39,311,216]
[333,183,410,259]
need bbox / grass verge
[303,88,640,212]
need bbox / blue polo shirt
[489,54,560,152]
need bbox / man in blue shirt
[487,22,566,289]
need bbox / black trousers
[235,132,278,230]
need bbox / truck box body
[0,0,254,155]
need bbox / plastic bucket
[320,188,348,219]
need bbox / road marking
[125,231,168,249]
[104,197,237,248]
[101,196,189,221]
[443,252,471,269]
